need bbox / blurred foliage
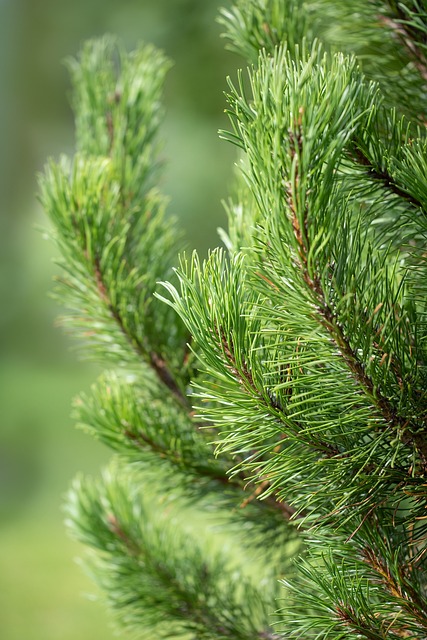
[0,0,237,637]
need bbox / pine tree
[40,1,427,638]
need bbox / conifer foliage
[41,1,427,638]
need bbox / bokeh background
[0,1,238,637]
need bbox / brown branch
[218,325,339,454]
[241,479,298,520]
[88,269,300,522]
[214,324,339,521]
[149,351,189,409]
[124,428,174,460]
[318,273,427,469]
[125,421,298,521]
[107,511,283,640]
[107,513,140,557]
[93,255,189,409]
[124,426,232,486]
[286,120,427,472]
[363,546,427,632]
[335,603,392,639]
[105,90,121,153]
[351,144,423,210]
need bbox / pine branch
[92,254,189,408]
[350,143,424,210]
[41,37,192,408]
[75,371,299,525]
[334,604,390,640]
[43,6,427,639]
[216,322,341,461]
[363,546,427,632]
[123,408,299,521]
[148,351,189,409]
[67,469,284,640]
[286,120,427,472]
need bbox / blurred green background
[0,0,237,637]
